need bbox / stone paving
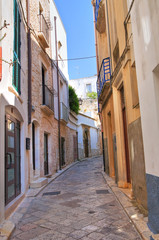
[10,156,141,240]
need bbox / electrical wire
[56,56,96,62]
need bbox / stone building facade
[69,76,102,158]
[92,0,147,213]
[0,0,78,224]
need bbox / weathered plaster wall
[130,0,159,232]
[128,118,147,209]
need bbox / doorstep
[0,220,15,240]
[102,171,156,240]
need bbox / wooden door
[84,129,89,158]
[32,123,35,171]
[44,133,49,175]
[120,87,131,183]
[61,137,65,166]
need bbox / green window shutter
[13,0,21,94]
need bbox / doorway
[32,123,35,171]
[120,86,131,183]
[5,114,21,205]
[84,129,89,158]
[44,133,49,175]
[61,137,65,166]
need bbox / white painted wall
[90,128,98,150]
[50,0,69,119]
[78,113,96,128]
[77,125,84,149]
[0,0,28,222]
[69,76,97,98]
[130,0,159,176]
[50,0,69,80]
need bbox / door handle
[6,153,12,169]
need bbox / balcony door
[5,114,21,205]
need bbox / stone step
[30,177,48,189]
[32,175,39,181]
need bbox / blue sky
[54,0,97,80]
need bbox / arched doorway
[84,128,89,158]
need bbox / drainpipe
[26,0,32,124]
[54,16,61,171]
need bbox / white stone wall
[50,0,69,80]
[0,0,28,222]
[69,76,97,98]
[130,0,159,177]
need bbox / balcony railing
[42,85,54,112]
[95,0,102,23]
[60,102,69,123]
[97,57,111,98]
[38,14,49,48]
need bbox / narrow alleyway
[10,157,141,240]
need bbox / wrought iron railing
[43,85,54,111]
[95,0,102,23]
[97,57,111,98]
[38,14,49,43]
[60,102,69,122]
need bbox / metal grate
[96,190,110,194]
[43,191,61,196]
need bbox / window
[13,0,21,94]
[86,84,92,93]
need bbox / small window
[86,84,92,93]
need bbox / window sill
[8,86,23,104]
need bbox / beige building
[92,0,147,211]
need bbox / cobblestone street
[10,157,141,240]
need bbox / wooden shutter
[13,0,21,93]
[0,47,2,81]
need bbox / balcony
[95,0,102,22]
[95,0,105,33]
[60,102,69,123]
[41,85,54,115]
[97,57,111,98]
[38,14,49,48]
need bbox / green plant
[87,91,97,99]
[69,86,80,114]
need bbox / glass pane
[8,168,15,182]
[8,184,15,199]
[8,136,14,148]
[8,120,15,133]
[7,152,14,164]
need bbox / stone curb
[0,220,15,240]
[101,171,157,240]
